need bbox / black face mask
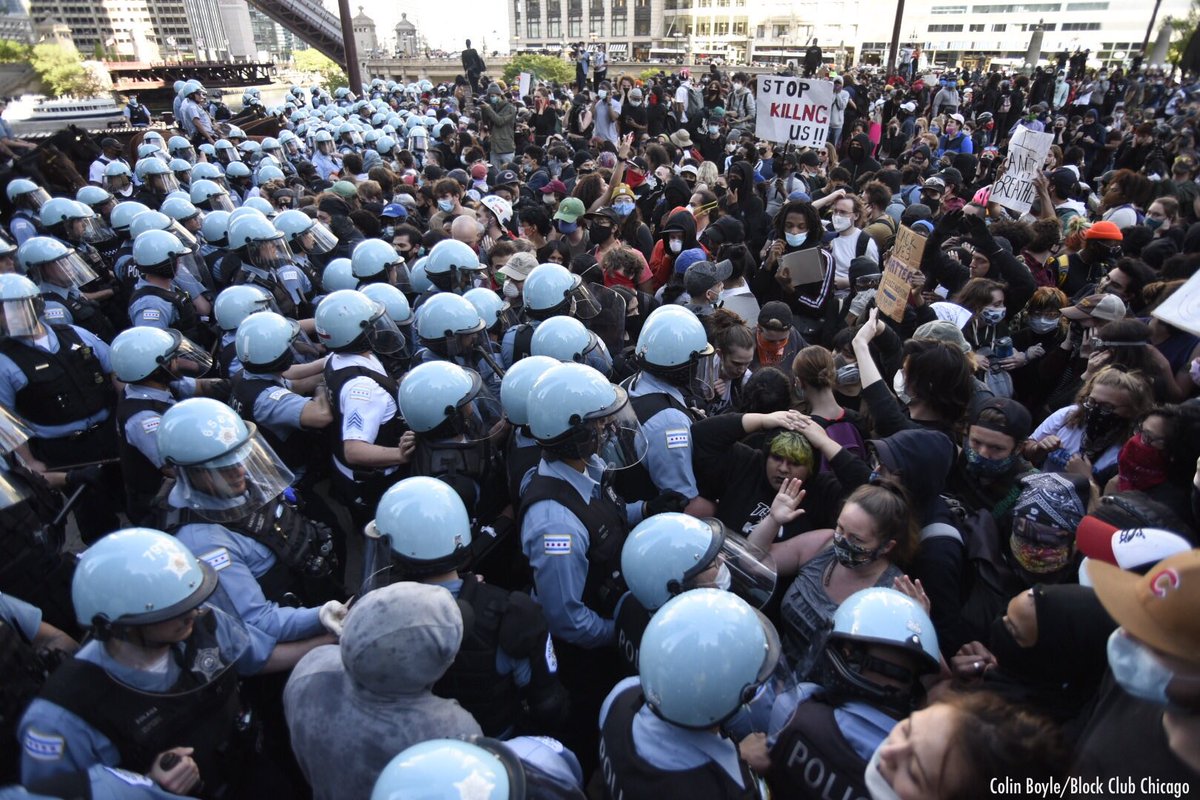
[988,616,1045,680]
[1084,405,1123,442]
[591,225,613,243]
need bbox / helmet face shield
[71,214,113,244]
[0,469,31,510]
[176,429,294,523]
[0,405,30,454]
[570,281,602,320]
[685,521,778,610]
[104,174,131,193]
[21,188,52,210]
[2,294,46,337]
[364,307,406,355]
[594,391,648,470]
[166,220,199,252]
[165,331,215,377]
[174,146,196,164]
[41,251,98,289]
[299,221,337,254]
[248,235,294,271]
[448,265,485,293]
[317,140,335,155]
[691,349,718,402]
[151,173,181,194]
[206,191,235,213]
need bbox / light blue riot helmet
[228,213,293,270]
[130,209,198,251]
[132,229,190,278]
[174,79,187,95]
[71,528,219,633]
[190,177,235,212]
[227,124,247,144]
[321,258,357,293]
[527,362,647,469]
[0,231,16,263]
[242,196,276,220]
[408,256,432,294]
[365,476,472,580]
[136,143,166,164]
[278,129,301,157]
[257,155,281,173]
[110,325,212,383]
[163,190,191,205]
[213,138,240,164]
[109,201,150,235]
[235,310,300,372]
[17,236,97,288]
[522,263,600,320]
[160,195,204,229]
[259,136,282,159]
[143,130,166,148]
[255,165,285,186]
[198,142,217,162]
[201,210,231,246]
[414,291,485,357]
[0,273,46,338]
[314,289,404,353]
[530,314,611,374]
[101,161,133,195]
[351,238,410,288]
[37,200,108,245]
[168,135,196,164]
[371,738,523,800]
[361,282,413,326]
[375,134,396,156]
[274,209,337,255]
[169,158,194,185]
[464,287,516,334]
[76,185,115,213]
[621,513,777,612]
[639,589,782,729]
[313,129,335,155]
[398,360,498,436]
[224,161,252,184]
[634,304,717,400]
[214,284,272,332]
[6,177,50,210]
[135,157,180,194]
[237,140,262,162]
[498,355,558,428]
[821,587,940,716]
[424,238,484,293]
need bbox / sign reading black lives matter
[990,127,1056,214]
[755,76,835,148]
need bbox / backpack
[854,229,872,258]
[685,85,705,122]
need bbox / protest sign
[755,77,835,148]
[518,72,532,98]
[875,225,927,322]
[990,128,1055,214]
[1151,269,1200,337]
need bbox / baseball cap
[922,176,946,194]
[900,101,917,113]
[913,319,971,353]
[673,247,708,275]
[1089,549,1200,663]
[495,169,520,187]
[971,396,1032,442]
[553,197,586,223]
[1078,519,1192,571]
[469,163,489,181]
[540,179,568,195]
[758,301,793,332]
[331,180,358,199]
[498,251,538,281]
[949,113,965,124]
[799,151,821,167]
[1085,220,1124,241]
[1060,293,1127,322]
[679,164,699,177]
[629,88,643,101]
[381,202,408,219]
[684,259,733,297]
[1048,168,1077,197]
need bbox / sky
[327,0,512,54]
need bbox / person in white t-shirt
[827,194,878,296]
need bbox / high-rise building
[249,5,305,60]
[0,0,32,44]
[30,0,160,60]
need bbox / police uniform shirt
[500,319,542,369]
[520,456,643,649]
[312,152,341,181]
[241,264,308,309]
[0,763,188,799]
[128,278,186,330]
[38,283,81,328]
[627,372,700,499]
[330,353,400,480]
[172,260,209,302]
[599,676,748,789]
[120,381,196,468]
[172,95,184,128]
[179,99,212,140]
[0,325,112,440]
[18,606,258,786]
[168,482,324,645]
[9,211,39,245]
[239,372,308,443]
[218,332,243,378]
[0,591,42,642]
[435,577,532,686]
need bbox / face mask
[965,446,1017,478]
[831,214,853,232]
[987,613,1044,679]
[713,562,732,591]
[756,332,787,366]
[437,198,454,213]
[785,232,806,247]
[981,307,1006,325]
[668,239,682,254]
[502,279,520,300]
[613,201,635,218]
[863,746,902,800]
[557,220,578,235]
[725,143,737,153]
[835,363,860,386]
[598,90,608,99]
[629,100,643,107]
[893,370,911,406]
[1028,315,1059,334]
[592,226,613,243]
[1145,217,1164,231]
[543,194,557,206]
[832,533,884,568]
[1084,404,1122,442]
[1117,435,1169,492]
[945,125,957,136]
[733,82,743,91]
[1107,630,1175,707]
[708,125,720,136]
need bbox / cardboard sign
[1151,269,1200,337]
[874,225,927,322]
[990,127,1055,214]
[518,72,532,98]
[780,248,826,287]
[755,76,835,148]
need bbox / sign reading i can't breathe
[755,76,835,148]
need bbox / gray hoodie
[283,583,482,800]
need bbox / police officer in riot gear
[127,210,212,314]
[212,284,273,378]
[37,200,123,332]
[350,238,410,289]
[498,355,559,504]
[227,213,311,320]
[531,314,614,376]
[111,326,220,524]
[75,185,121,269]
[412,291,504,395]
[273,209,338,276]
[0,273,121,544]
[6,179,50,244]
[599,589,778,800]
[17,236,114,342]
[360,282,415,376]
[127,229,210,347]
[501,262,602,368]
[107,201,150,292]
[615,513,777,677]
[133,158,180,210]
[417,238,485,305]
[364,477,569,737]
[154,398,342,658]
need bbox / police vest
[434,576,521,737]
[520,471,629,617]
[128,283,203,344]
[115,394,171,522]
[229,374,315,473]
[512,323,535,364]
[38,611,242,789]
[217,337,238,378]
[234,267,296,319]
[505,433,541,513]
[598,685,762,800]
[614,595,651,678]
[0,325,112,427]
[766,699,872,800]
[611,382,698,503]
[324,360,403,482]
[41,290,114,342]
[128,104,150,125]
[0,618,51,784]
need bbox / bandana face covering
[1009,517,1071,575]
[1116,435,1169,492]
[756,332,787,366]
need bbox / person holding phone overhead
[751,200,842,348]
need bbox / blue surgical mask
[557,219,578,234]
[1028,315,1059,334]
[1107,629,1175,707]
[437,198,454,213]
[785,232,806,247]
[613,201,635,218]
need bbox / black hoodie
[843,133,881,183]
[721,160,770,254]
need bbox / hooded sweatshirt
[648,206,702,289]
[843,133,881,183]
[283,583,482,800]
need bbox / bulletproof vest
[228,375,315,473]
[324,360,403,482]
[520,471,628,617]
[614,595,652,678]
[0,325,112,426]
[505,433,541,512]
[129,104,150,125]
[218,337,238,378]
[115,394,172,522]
[38,611,241,786]
[434,577,521,737]
[766,699,872,800]
[611,381,698,503]
[512,323,535,364]
[73,241,113,285]
[598,685,762,800]
[235,267,296,319]
[129,283,203,344]
[0,618,51,784]
[41,290,114,342]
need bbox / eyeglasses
[1082,397,1124,415]
[1136,423,1167,449]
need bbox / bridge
[246,0,346,64]
[358,57,790,86]
[106,61,277,93]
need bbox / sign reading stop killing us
[755,76,835,148]
[990,127,1056,214]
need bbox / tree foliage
[31,43,103,97]
[502,54,573,86]
[294,49,348,91]
[1167,0,1200,67]
[0,39,30,63]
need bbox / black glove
[65,465,104,494]
[643,490,688,518]
[932,209,963,239]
